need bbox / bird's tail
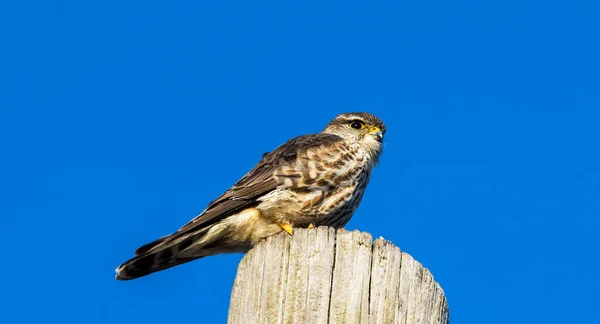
[115,228,218,280]
[115,253,200,280]
[115,239,201,280]
[115,213,244,280]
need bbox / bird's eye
[350,120,364,129]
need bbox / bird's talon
[279,223,293,235]
[307,223,315,229]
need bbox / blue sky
[1,1,599,323]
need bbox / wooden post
[228,227,449,324]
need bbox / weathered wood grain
[228,228,448,324]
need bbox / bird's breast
[257,141,374,227]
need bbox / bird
[115,112,386,280]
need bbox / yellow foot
[307,223,315,229]
[279,223,293,235]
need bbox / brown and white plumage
[115,112,386,280]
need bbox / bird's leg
[279,223,293,235]
[278,223,314,234]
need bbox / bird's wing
[134,132,344,255]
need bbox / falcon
[116,112,386,280]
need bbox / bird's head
[322,112,386,156]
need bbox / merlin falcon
[116,112,386,280]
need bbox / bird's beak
[369,126,383,142]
